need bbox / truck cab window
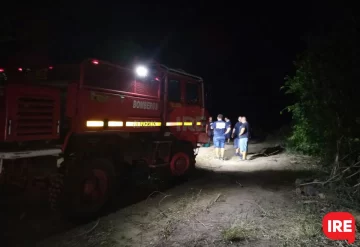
[185,82,199,104]
[168,79,181,102]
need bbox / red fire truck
[0,58,208,217]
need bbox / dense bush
[282,15,360,177]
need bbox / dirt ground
[33,139,358,247]
[4,138,360,246]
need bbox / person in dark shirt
[205,117,213,145]
[213,114,231,160]
[224,117,231,144]
[238,116,250,160]
[232,116,242,157]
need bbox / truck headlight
[135,65,148,77]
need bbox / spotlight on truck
[135,65,148,77]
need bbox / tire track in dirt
[38,140,331,247]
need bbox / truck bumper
[0,148,62,175]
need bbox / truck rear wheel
[56,158,115,218]
[169,143,195,177]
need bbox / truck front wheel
[169,143,195,177]
[59,158,115,218]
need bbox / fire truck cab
[0,58,208,217]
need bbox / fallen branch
[301,159,360,187]
[197,189,202,198]
[158,208,169,218]
[158,194,172,207]
[340,149,360,162]
[195,218,208,229]
[74,219,100,237]
[236,181,243,187]
[214,193,221,203]
[242,200,268,216]
[302,200,318,204]
[264,150,281,157]
[206,193,222,209]
[345,170,360,179]
[145,191,170,204]
[340,160,360,174]
[299,175,339,186]
[353,182,360,188]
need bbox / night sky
[0,3,348,132]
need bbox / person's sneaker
[220,157,225,161]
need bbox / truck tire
[49,172,64,211]
[169,143,196,177]
[57,158,115,218]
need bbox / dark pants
[213,136,225,148]
[234,137,239,148]
[225,133,231,140]
[207,132,213,144]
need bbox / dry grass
[218,196,358,247]
[153,188,215,238]
[219,207,322,246]
[157,185,330,246]
[221,221,258,242]
[39,186,340,247]
[39,182,360,247]
[46,220,117,247]
[36,148,360,247]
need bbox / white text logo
[133,100,158,110]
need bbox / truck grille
[16,97,55,136]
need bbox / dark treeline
[283,7,360,205]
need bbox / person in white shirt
[213,114,231,160]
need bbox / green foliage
[282,17,360,162]
[282,61,322,155]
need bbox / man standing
[238,116,250,161]
[213,114,231,160]
[224,117,232,144]
[205,116,213,145]
[232,116,242,157]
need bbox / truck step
[0,148,62,160]
[149,163,169,168]
[153,141,172,144]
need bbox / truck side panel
[74,87,162,133]
[81,60,160,99]
[1,84,61,142]
[0,87,6,141]
[70,59,163,134]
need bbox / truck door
[184,80,203,129]
[166,76,184,129]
